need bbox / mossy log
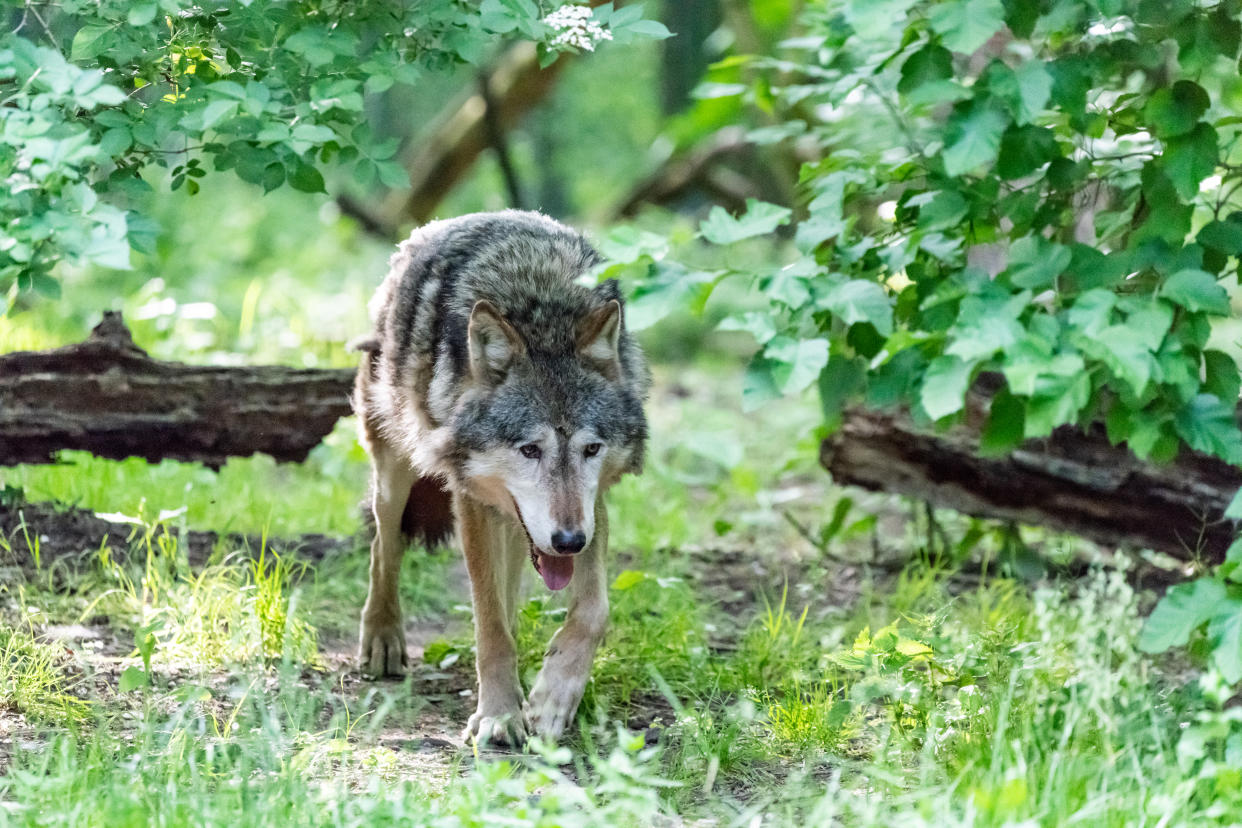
[0,312,355,468]
[820,401,1241,561]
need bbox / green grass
[0,623,89,726]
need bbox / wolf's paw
[464,709,529,749]
[359,617,407,677]
[526,675,586,742]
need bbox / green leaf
[1138,578,1227,653]
[1209,600,1242,684]
[742,354,781,412]
[1007,236,1071,289]
[127,3,157,25]
[699,198,792,244]
[611,570,646,591]
[942,100,1008,176]
[997,124,1060,179]
[928,0,1006,53]
[818,355,866,429]
[200,100,238,131]
[1162,269,1231,315]
[945,293,1027,361]
[1175,394,1242,464]
[1145,80,1210,139]
[921,355,973,420]
[1011,60,1053,125]
[71,24,112,60]
[717,311,778,345]
[118,665,149,692]
[1023,372,1090,437]
[980,387,1025,456]
[818,280,893,335]
[291,123,336,144]
[1204,350,1241,404]
[1198,218,1242,256]
[1161,122,1218,201]
[765,336,830,394]
[898,43,953,95]
[1081,324,1158,397]
[288,162,326,194]
[1226,487,1242,520]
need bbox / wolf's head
[448,282,647,590]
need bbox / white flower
[543,4,613,52]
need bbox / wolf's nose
[551,529,586,555]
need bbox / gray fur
[355,208,650,522]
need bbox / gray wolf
[352,210,649,747]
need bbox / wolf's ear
[577,299,622,380]
[468,300,524,384]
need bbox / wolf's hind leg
[526,499,610,741]
[359,436,417,676]
[459,496,529,748]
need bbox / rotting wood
[0,312,355,468]
[820,401,1241,562]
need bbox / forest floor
[0,366,1236,827]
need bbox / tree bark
[0,312,355,468]
[820,403,1241,562]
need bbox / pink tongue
[537,553,574,591]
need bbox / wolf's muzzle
[551,529,586,555]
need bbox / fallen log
[820,403,1242,562]
[0,312,355,468]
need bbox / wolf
[351,210,649,747]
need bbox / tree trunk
[820,404,1241,562]
[0,312,355,468]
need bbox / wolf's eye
[583,443,602,458]
[519,443,542,460]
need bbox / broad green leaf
[1138,578,1227,653]
[980,387,1025,455]
[920,355,973,420]
[1145,80,1210,138]
[119,665,148,692]
[1003,351,1084,396]
[1175,394,1242,464]
[818,354,866,429]
[945,293,1028,361]
[717,311,778,345]
[288,162,326,193]
[942,100,1008,176]
[1199,218,1242,256]
[1161,122,1218,201]
[128,3,157,25]
[1011,60,1053,124]
[928,0,1005,53]
[611,570,646,591]
[742,354,781,412]
[1227,487,1242,520]
[819,280,893,335]
[766,336,830,394]
[1204,350,1240,404]
[1024,372,1090,437]
[699,198,792,244]
[1007,236,1071,289]
[1162,269,1231,315]
[200,100,238,131]
[1081,324,1157,397]
[70,24,112,60]
[898,43,953,95]
[1208,599,1242,684]
[997,124,1060,179]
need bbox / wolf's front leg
[459,496,529,748]
[527,501,610,741]
[359,441,416,676]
